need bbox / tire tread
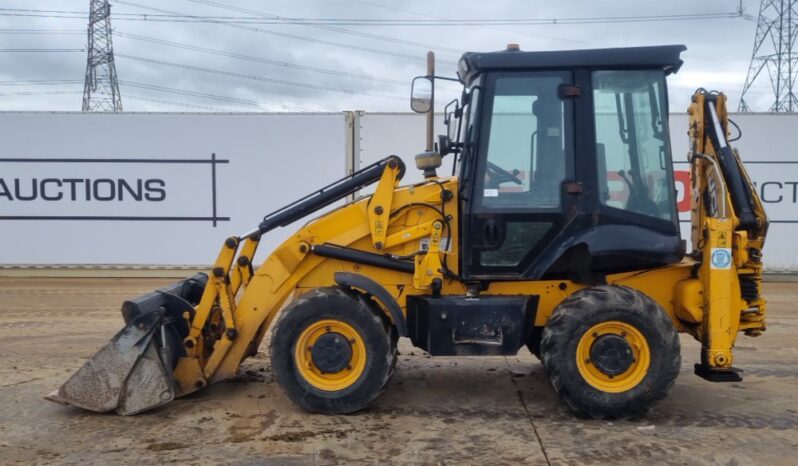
[541,285,681,419]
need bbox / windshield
[592,70,676,222]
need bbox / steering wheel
[486,161,523,188]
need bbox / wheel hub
[295,319,367,391]
[589,333,634,376]
[310,332,352,374]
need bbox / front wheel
[270,287,396,414]
[540,285,681,419]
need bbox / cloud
[0,0,768,112]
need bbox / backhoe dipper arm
[687,90,768,381]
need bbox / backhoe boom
[687,90,768,380]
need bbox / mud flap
[45,308,176,415]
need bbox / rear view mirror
[411,76,433,113]
[444,98,459,141]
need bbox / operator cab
[414,44,686,283]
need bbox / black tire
[270,287,395,414]
[540,285,681,419]
[369,298,399,381]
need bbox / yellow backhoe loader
[47,44,768,419]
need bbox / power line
[0,89,230,112]
[0,27,726,65]
[124,94,228,111]
[0,90,83,97]
[0,8,92,15]
[0,78,308,112]
[180,0,464,55]
[115,53,406,101]
[0,49,84,52]
[119,80,320,111]
[0,10,740,64]
[352,1,733,64]
[113,32,405,85]
[0,28,84,35]
[0,7,744,25]
[0,80,83,85]
[345,0,594,46]
[0,13,92,20]
[111,1,453,65]
[0,79,316,112]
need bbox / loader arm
[173,155,457,395]
[687,90,769,380]
[47,154,456,413]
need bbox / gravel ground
[0,278,796,465]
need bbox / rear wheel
[540,285,680,419]
[270,287,396,414]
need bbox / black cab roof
[457,44,686,86]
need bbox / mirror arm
[426,52,435,152]
[428,75,461,83]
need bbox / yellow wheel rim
[576,321,650,393]
[294,319,367,392]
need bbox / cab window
[477,72,572,210]
[593,70,676,221]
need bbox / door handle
[483,220,499,246]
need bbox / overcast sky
[0,0,776,113]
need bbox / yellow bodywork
[169,92,766,395]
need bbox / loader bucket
[46,273,208,415]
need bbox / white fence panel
[2,111,797,271]
[0,112,347,265]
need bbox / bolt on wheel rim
[294,319,367,391]
[576,321,650,393]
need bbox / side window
[593,70,676,221]
[478,73,571,209]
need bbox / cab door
[462,71,575,279]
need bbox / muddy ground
[0,278,796,465]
